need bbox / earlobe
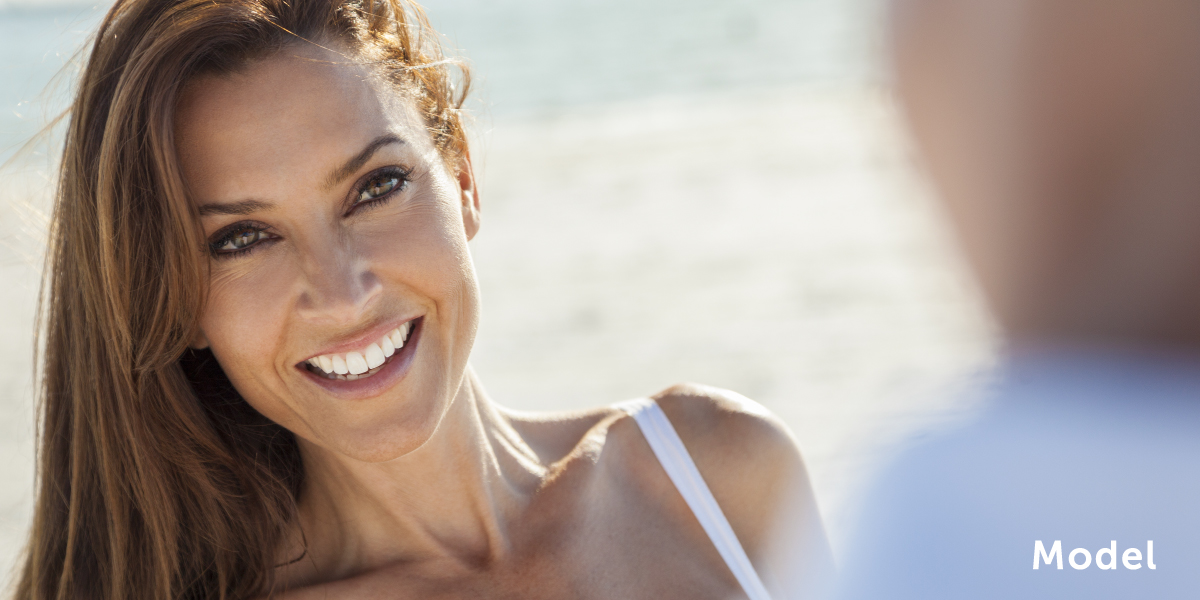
[190,330,210,350]
[462,188,481,241]
[456,150,481,241]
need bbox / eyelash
[207,166,411,259]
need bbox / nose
[294,233,383,326]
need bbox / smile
[303,319,415,381]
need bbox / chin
[313,389,450,463]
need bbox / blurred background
[0,0,995,584]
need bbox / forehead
[174,44,428,202]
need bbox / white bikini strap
[616,398,773,600]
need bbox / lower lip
[298,317,424,399]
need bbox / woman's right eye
[210,226,274,257]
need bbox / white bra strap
[616,398,773,600]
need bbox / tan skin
[892,0,1200,347]
[176,43,831,599]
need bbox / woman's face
[175,44,480,463]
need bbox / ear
[455,148,481,241]
[190,328,210,350]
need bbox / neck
[285,368,546,583]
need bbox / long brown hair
[16,0,469,598]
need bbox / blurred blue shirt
[836,349,1200,599]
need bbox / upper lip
[298,316,419,364]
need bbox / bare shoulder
[501,387,813,531]
[644,384,829,568]
[650,384,807,508]
[500,402,629,468]
[651,382,798,464]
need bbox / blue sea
[0,0,883,162]
[3,0,978,580]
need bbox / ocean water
[0,0,994,586]
[1,0,881,157]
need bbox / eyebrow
[196,198,273,217]
[322,133,406,191]
[194,133,407,217]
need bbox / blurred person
[12,0,833,598]
[837,0,1200,598]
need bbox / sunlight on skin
[175,42,830,598]
[177,43,481,462]
[174,42,534,585]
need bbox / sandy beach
[465,85,995,551]
[0,82,994,583]
[0,0,995,586]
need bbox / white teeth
[346,351,369,375]
[305,319,417,380]
[365,343,385,369]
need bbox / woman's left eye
[355,169,406,206]
[209,225,275,258]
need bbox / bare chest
[292,489,746,600]
[392,515,743,600]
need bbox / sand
[466,85,995,550]
[0,83,994,585]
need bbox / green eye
[357,174,399,204]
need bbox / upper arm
[652,383,834,598]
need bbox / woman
[15,0,831,597]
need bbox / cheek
[201,258,298,397]
[361,193,479,317]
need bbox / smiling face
[175,43,481,463]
